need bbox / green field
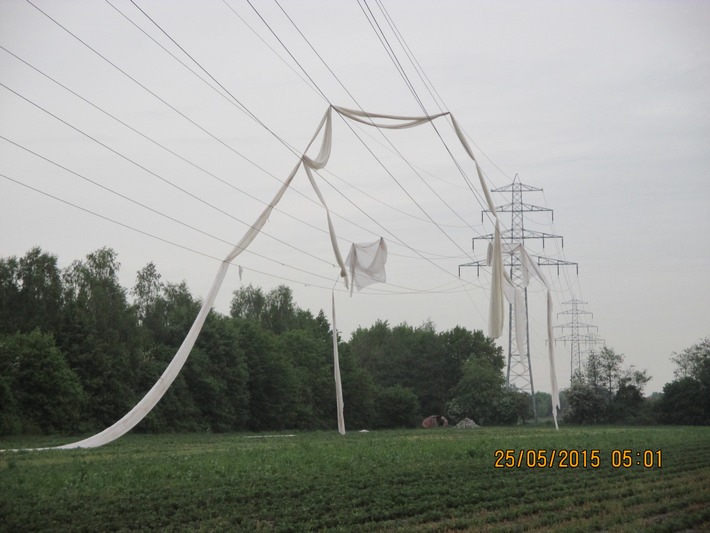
[2,426,709,532]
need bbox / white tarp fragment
[345,238,388,295]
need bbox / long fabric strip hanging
[329,238,389,434]
[19,104,506,450]
[490,242,561,429]
[331,291,345,435]
[44,107,345,449]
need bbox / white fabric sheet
[331,291,345,435]
[490,242,561,429]
[47,107,342,449]
[26,104,508,449]
[345,238,388,295]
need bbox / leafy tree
[0,331,85,434]
[564,347,652,424]
[658,337,710,425]
[277,329,334,429]
[0,248,64,335]
[374,385,420,428]
[134,278,211,433]
[185,314,250,432]
[448,357,504,425]
[535,391,552,418]
[230,284,266,323]
[236,320,297,431]
[565,376,606,424]
[658,377,707,425]
[132,262,163,324]
[349,320,501,422]
[671,336,710,382]
[597,347,624,401]
[59,248,141,427]
[337,343,377,429]
[0,255,19,333]
[495,388,533,424]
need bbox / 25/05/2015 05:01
[493,449,662,469]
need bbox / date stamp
[493,449,662,469]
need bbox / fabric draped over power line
[346,238,388,295]
[489,242,561,429]
[28,104,512,450]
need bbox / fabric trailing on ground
[31,105,507,449]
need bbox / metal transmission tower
[555,298,604,381]
[459,175,577,419]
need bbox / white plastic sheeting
[28,105,510,449]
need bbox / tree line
[1,247,707,435]
[0,247,531,435]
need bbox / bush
[374,385,420,428]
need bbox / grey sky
[1,0,708,395]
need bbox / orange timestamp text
[493,449,662,469]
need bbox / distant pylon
[554,298,604,381]
[459,174,577,421]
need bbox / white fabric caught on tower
[489,242,561,429]
[24,104,506,450]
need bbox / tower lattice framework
[554,298,604,381]
[459,175,577,420]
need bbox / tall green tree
[0,331,85,434]
[565,346,651,424]
[60,248,140,427]
[134,279,202,432]
[658,337,710,425]
[184,314,250,432]
[236,320,297,431]
[0,248,64,335]
[277,329,334,429]
[448,357,504,425]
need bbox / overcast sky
[1,0,708,395]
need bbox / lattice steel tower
[555,298,604,381]
[459,175,577,419]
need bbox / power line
[9,1,495,310]
[247,0,480,262]
[0,81,335,268]
[110,0,484,265]
[0,170,479,297]
[133,0,484,285]
[356,0,497,228]
[102,2,479,255]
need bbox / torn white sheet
[345,238,388,295]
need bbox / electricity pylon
[459,175,577,420]
[554,298,604,381]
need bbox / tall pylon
[555,298,604,381]
[459,175,577,420]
